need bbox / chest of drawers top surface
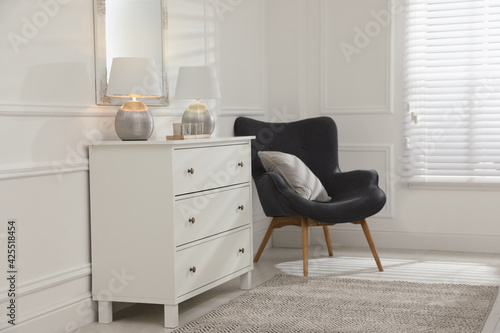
[92,136,254,147]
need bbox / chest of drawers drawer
[173,144,251,195]
[174,185,250,246]
[175,227,251,297]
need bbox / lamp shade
[107,57,161,98]
[175,66,221,99]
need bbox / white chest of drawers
[89,137,254,328]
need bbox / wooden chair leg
[322,225,333,256]
[301,217,309,276]
[253,217,277,262]
[359,219,383,272]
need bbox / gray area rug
[173,274,499,333]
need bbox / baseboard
[273,226,500,254]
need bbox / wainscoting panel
[0,170,92,331]
[320,0,392,114]
[0,0,95,116]
[166,0,213,116]
[218,0,267,116]
[2,296,95,333]
[0,266,93,332]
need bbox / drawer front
[174,186,250,246]
[175,228,251,297]
[173,144,250,195]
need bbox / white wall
[0,0,269,332]
[0,1,99,331]
[266,0,500,254]
[1,0,499,332]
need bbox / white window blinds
[403,0,500,180]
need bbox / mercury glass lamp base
[115,100,154,141]
[181,101,215,135]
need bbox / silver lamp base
[181,100,215,134]
[115,100,154,141]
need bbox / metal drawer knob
[190,266,196,273]
[187,168,195,174]
[189,217,195,224]
[238,162,244,167]
[238,205,244,211]
[239,248,245,253]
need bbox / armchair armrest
[325,170,381,199]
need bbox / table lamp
[106,57,161,141]
[174,66,221,135]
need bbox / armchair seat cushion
[287,180,386,223]
[258,151,331,202]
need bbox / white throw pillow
[258,151,331,202]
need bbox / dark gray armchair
[234,116,386,276]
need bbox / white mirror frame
[93,0,169,106]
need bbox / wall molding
[339,143,394,218]
[0,264,90,303]
[0,161,89,181]
[319,0,393,115]
[219,0,267,117]
[219,107,267,117]
[0,104,186,117]
[0,104,113,117]
[298,0,308,119]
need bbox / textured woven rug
[173,274,499,333]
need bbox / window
[403,0,500,182]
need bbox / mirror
[93,0,169,106]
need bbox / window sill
[406,176,500,191]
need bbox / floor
[76,246,500,333]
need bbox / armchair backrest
[234,117,340,181]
